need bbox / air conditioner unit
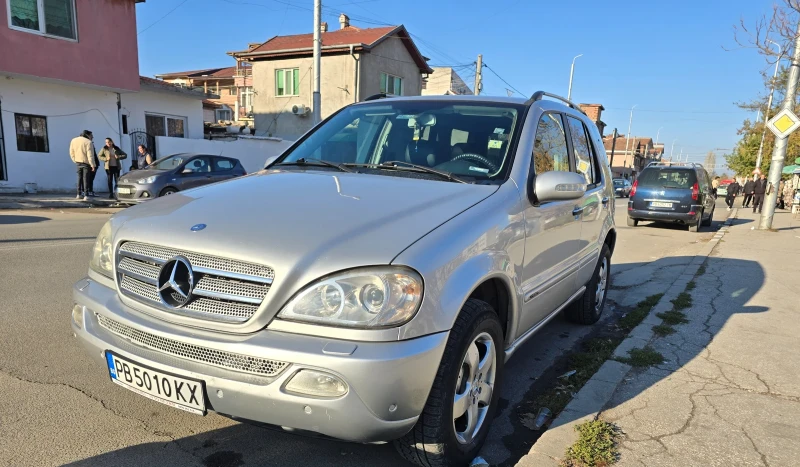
[291,104,310,116]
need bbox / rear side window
[213,158,235,171]
[637,169,697,189]
[533,113,570,175]
[566,116,597,185]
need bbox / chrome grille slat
[118,257,159,282]
[194,276,269,301]
[97,314,288,377]
[120,276,160,302]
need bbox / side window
[566,116,597,185]
[183,157,211,173]
[532,113,570,175]
[213,158,235,171]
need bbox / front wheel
[159,187,178,197]
[394,299,504,467]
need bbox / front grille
[97,314,289,377]
[116,241,273,323]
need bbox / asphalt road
[0,197,729,467]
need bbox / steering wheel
[450,153,498,172]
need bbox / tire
[394,299,504,467]
[626,217,638,227]
[566,244,611,325]
[159,187,178,197]
[702,206,713,226]
[689,219,700,232]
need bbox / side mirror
[264,155,279,167]
[533,171,587,203]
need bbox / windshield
[613,179,625,186]
[149,155,185,170]
[637,169,697,189]
[277,100,525,182]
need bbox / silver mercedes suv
[72,92,616,466]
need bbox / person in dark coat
[725,179,741,210]
[752,175,769,214]
[742,177,755,208]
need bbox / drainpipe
[350,45,360,103]
[116,93,124,169]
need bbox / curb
[0,198,121,210]
[517,209,738,467]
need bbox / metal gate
[129,130,155,169]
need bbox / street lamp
[623,104,637,173]
[755,39,784,172]
[567,54,583,101]
[655,127,663,144]
[670,139,677,160]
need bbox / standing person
[742,177,755,208]
[85,140,100,197]
[784,179,795,211]
[136,145,153,170]
[778,180,786,209]
[725,178,741,211]
[69,130,96,201]
[712,176,720,198]
[98,138,127,199]
[752,174,768,214]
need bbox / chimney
[247,42,261,51]
[339,13,350,29]
[579,104,604,123]
[321,22,328,33]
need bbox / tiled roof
[603,136,655,152]
[233,25,432,73]
[139,76,217,99]
[155,68,226,79]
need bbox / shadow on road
[0,215,50,225]
[64,255,764,467]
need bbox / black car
[613,178,632,197]
[627,163,716,232]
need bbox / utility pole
[312,0,322,124]
[474,54,483,96]
[756,39,784,173]
[609,128,619,168]
[567,54,582,101]
[760,22,800,230]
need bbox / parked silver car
[73,92,616,466]
[116,153,246,203]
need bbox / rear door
[632,168,696,214]
[211,157,238,182]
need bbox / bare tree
[732,1,800,63]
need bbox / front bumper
[72,277,448,442]
[115,183,158,204]
[628,207,701,224]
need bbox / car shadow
[0,214,50,225]
[64,256,764,467]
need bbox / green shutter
[276,69,284,96]
[380,73,387,94]
[293,68,300,96]
[394,77,402,96]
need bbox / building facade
[422,67,473,95]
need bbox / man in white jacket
[69,130,96,200]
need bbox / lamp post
[670,139,677,160]
[566,54,583,101]
[623,104,637,173]
[655,127,663,144]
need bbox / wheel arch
[159,186,180,197]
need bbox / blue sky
[137,0,775,171]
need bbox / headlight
[278,268,423,328]
[89,221,114,278]
[137,176,157,184]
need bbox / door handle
[572,207,584,216]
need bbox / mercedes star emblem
[157,256,195,308]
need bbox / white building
[421,67,473,96]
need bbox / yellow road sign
[766,108,800,138]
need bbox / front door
[519,112,583,336]
[178,156,213,189]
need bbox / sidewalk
[0,193,122,209]
[520,208,800,467]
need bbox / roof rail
[364,93,390,101]
[646,161,703,168]
[525,91,580,110]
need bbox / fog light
[72,304,84,329]
[141,191,150,198]
[284,370,347,398]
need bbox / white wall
[0,75,120,191]
[119,87,204,157]
[155,135,294,173]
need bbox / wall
[359,38,423,98]
[119,87,205,156]
[0,75,119,190]
[251,53,357,139]
[0,0,140,91]
[155,135,294,173]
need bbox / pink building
[0,0,210,191]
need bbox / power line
[483,63,525,96]
[604,107,743,115]
[138,0,193,36]
[1,108,120,136]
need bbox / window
[276,68,300,96]
[240,87,253,111]
[9,0,77,40]
[229,87,237,96]
[532,113,569,175]
[637,169,697,189]
[380,73,403,96]
[216,109,232,121]
[121,115,128,135]
[14,113,48,152]
[145,114,187,138]
[566,116,598,185]
[213,158,235,171]
[182,157,211,173]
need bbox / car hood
[119,169,168,183]
[111,169,499,328]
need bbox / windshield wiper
[275,158,353,173]
[344,161,467,184]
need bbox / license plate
[650,202,672,208]
[105,351,205,415]
[117,187,132,194]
